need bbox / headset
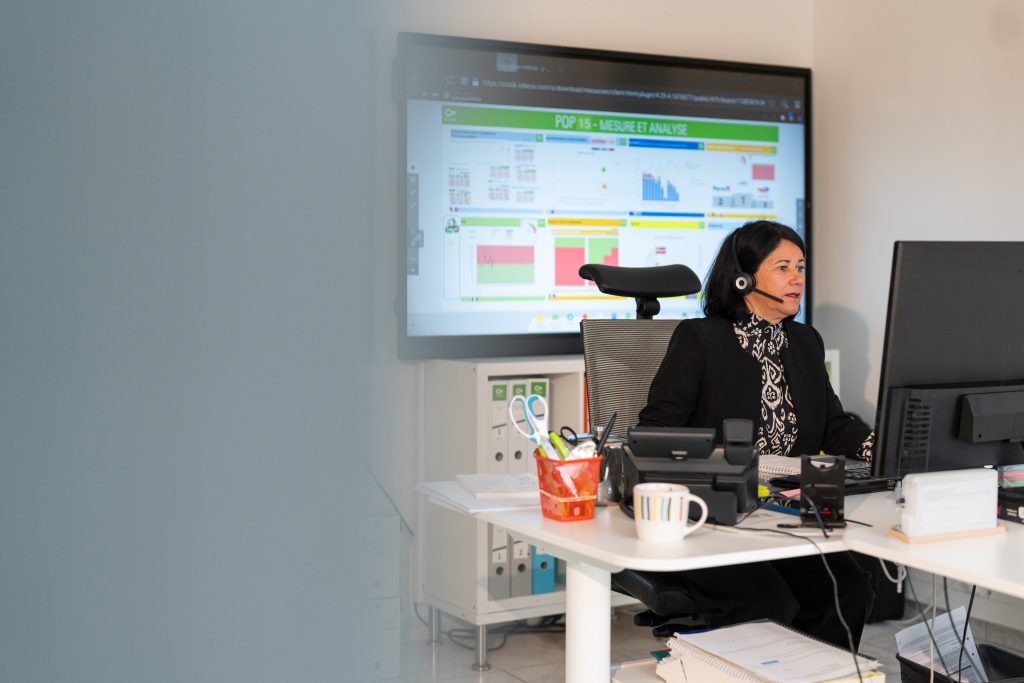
[729,229,784,304]
[730,230,756,295]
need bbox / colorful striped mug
[633,483,708,542]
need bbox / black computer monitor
[873,241,1024,479]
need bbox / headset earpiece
[731,232,756,295]
[734,272,754,294]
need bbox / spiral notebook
[758,455,874,482]
[757,455,804,484]
[666,620,882,683]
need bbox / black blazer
[638,316,870,457]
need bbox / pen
[548,431,570,459]
[594,411,617,456]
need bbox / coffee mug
[633,483,709,542]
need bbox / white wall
[812,0,1024,419]
[368,0,816,530]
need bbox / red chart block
[477,245,534,265]
[752,164,775,181]
[555,246,586,286]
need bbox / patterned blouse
[733,313,874,461]
[734,314,798,456]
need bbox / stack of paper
[664,620,883,682]
[455,472,539,499]
[895,606,987,683]
[415,480,540,515]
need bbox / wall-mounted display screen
[398,33,812,358]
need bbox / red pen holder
[534,451,603,521]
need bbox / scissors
[559,426,580,447]
[508,393,553,456]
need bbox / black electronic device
[873,242,1024,479]
[730,229,784,304]
[799,455,846,528]
[397,32,813,359]
[768,459,897,496]
[619,419,758,525]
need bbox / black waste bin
[897,643,1024,682]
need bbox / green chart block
[478,263,535,284]
[588,238,618,265]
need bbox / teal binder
[530,545,555,594]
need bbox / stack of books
[997,465,1024,525]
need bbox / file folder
[487,380,509,474]
[508,380,533,474]
[509,538,533,597]
[487,523,510,600]
[528,377,550,467]
[530,545,555,594]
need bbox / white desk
[474,492,1024,683]
[842,496,1024,601]
[476,504,847,683]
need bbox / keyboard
[769,463,898,495]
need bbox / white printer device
[900,468,998,538]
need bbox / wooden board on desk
[888,522,1007,544]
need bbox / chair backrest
[581,318,680,438]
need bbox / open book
[665,620,882,683]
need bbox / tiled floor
[393,603,915,682]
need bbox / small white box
[901,468,997,537]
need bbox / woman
[638,220,874,650]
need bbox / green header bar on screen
[460,217,522,227]
[442,106,778,143]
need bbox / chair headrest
[578,264,701,299]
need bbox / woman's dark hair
[703,220,805,321]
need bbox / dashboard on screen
[398,33,811,358]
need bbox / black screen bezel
[396,32,813,360]
[873,241,1024,477]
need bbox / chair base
[632,609,709,638]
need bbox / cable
[736,498,768,524]
[903,572,952,679]
[801,493,833,538]
[938,580,981,683]
[728,524,863,682]
[878,558,907,594]
[932,575,938,683]
[957,585,978,683]
[877,564,935,626]
[736,492,804,525]
[942,578,963,681]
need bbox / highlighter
[548,431,571,459]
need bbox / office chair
[578,262,710,636]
